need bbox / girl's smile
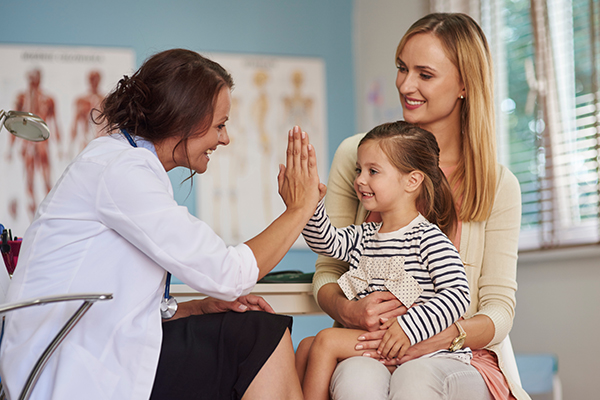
[354,138,422,233]
[354,141,406,214]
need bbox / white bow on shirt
[337,256,423,307]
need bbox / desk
[171,283,323,315]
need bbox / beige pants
[330,356,493,400]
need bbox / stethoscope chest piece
[160,271,177,319]
[160,295,178,319]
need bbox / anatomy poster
[0,44,135,236]
[197,53,328,247]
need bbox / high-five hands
[277,126,326,213]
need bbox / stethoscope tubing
[121,129,176,318]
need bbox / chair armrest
[0,293,112,315]
[0,293,112,400]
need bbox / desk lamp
[0,110,49,275]
[0,110,50,141]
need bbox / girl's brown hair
[396,13,497,222]
[94,48,233,173]
[360,121,457,239]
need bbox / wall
[512,247,600,399]
[353,0,428,132]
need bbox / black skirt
[150,311,293,400]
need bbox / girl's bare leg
[303,328,368,400]
[296,336,315,385]
[243,328,303,400]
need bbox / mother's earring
[459,95,465,99]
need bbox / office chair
[0,258,112,400]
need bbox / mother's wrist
[332,294,355,327]
[448,321,467,352]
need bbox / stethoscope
[122,129,178,319]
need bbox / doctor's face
[184,87,231,174]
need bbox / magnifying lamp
[0,110,50,141]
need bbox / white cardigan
[0,135,259,400]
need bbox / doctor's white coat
[0,135,259,399]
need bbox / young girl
[296,121,471,400]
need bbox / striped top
[303,200,471,361]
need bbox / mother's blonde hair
[396,13,497,222]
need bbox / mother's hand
[357,319,459,365]
[341,291,407,331]
[397,322,458,363]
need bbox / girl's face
[395,33,465,135]
[179,87,231,174]
[354,140,410,213]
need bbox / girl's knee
[295,336,314,365]
[312,327,339,349]
[297,336,315,354]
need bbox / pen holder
[1,240,21,275]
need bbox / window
[432,0,600,251]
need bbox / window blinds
[431,0,600,251]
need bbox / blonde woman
[311,13,529,400]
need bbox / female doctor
[0,49,324,400]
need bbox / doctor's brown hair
[359,121,457,240]
[95,48,233,170]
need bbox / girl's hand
[341,292,407,331]
[355,329,385,354]
[354,327,401,364]
[358,319,463,365]
[397,322,458,363]
[354,319,403,366]
[377,319,410,360]
[277,126,326,214]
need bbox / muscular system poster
[0,44,135,236]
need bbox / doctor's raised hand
[279,127,326,208]
[245,125,326,280]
